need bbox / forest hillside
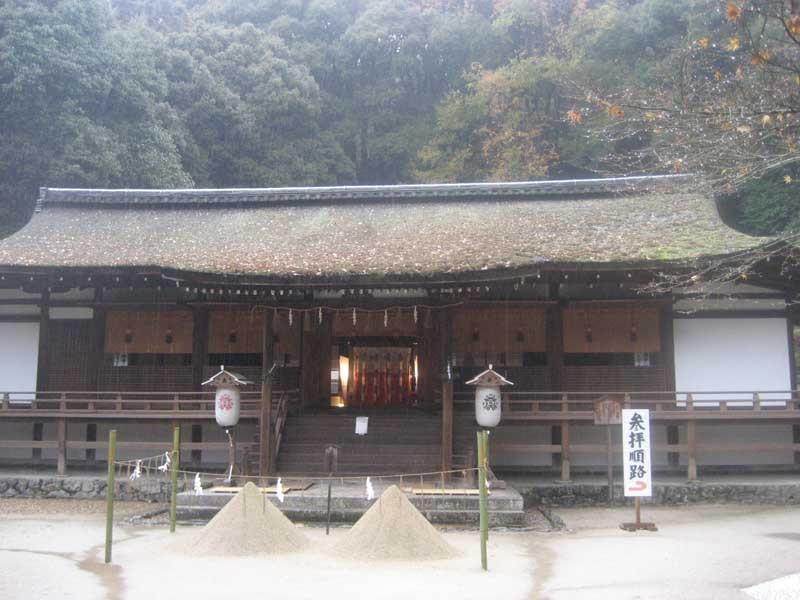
[1,0,798,237]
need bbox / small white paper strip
[193,473,203,495]
[276,477,285,503]
[366,477,375,500]
[130,460,142,481]
[355,417,369,436]
[157,451,170,472]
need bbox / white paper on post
[355,416,369,436]
[621,408,652,497]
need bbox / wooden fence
[0,389,299,475]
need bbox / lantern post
[202,366,252,483]
[467,365,513,568]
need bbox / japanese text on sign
[621,408,652,497]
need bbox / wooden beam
[191,306,209,390]
[442,380,454,473]
[36,288,50,392]
[687,420,698,481]
[88,288,105,391]
[546,303,564,390]
[440,309,453,473]
[259,310,274,476]
[560,420,571,482]
[56,417,66,475]
[660,304,676,392]
[787,317,797,391]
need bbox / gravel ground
[3,499,800,600]
[531,504,800,600]
[0,498,533,600]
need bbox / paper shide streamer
[365,477,375,500]
[276,477,285,503]
[157,451,171,472]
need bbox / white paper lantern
[215,385,241,427]
[474,385,503,428]
[466,365,513,429]
[203,366,252,428]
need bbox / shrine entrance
[347,345,417,409]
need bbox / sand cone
[184,481,308,556]
[336,485,456,561]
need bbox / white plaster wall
[674,318,791,404]
[0,322,40,400]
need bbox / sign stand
[621,498,657,532]
[619,408,658,532]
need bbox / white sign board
[622,408,652,497]
[355,416,368,436]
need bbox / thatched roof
[0,176,766,282]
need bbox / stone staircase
[275,412,445,476]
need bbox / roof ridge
[36,175,691,210]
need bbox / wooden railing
[0,389,300,476]
[0,389,300,419]
[452,390,800,421]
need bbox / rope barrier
[113,457,479,486]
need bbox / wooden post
[687,420,698,481]
[36,288,50,392]
[546,302,564,391]
[560,420,571,482]
[477,430,489,571]
[660,305,676,392]
[169,426,180,533]
[442,380,453,473]
[606,423,613,502]
[440,309,453,474]
[104,429,117,564]
[191,307,209,390]
[56,418,66,475]
[88,288,106,393]
[260,310,274,476]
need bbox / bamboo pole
[104,429,117,564]
[170,426,180,533]
[477,430,488,571]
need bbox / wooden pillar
[787,316,797,391]
[546,302,564,391]
[560,420,571,482]
[660,304,676,392]
[417,309,437,408]
[88,287,106,392]
[687,420,698,481]
[440,309,453,473]
[191,306,209,390]
[260,310,274,476]
[36,288,50,391]
[56,418,66,475]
